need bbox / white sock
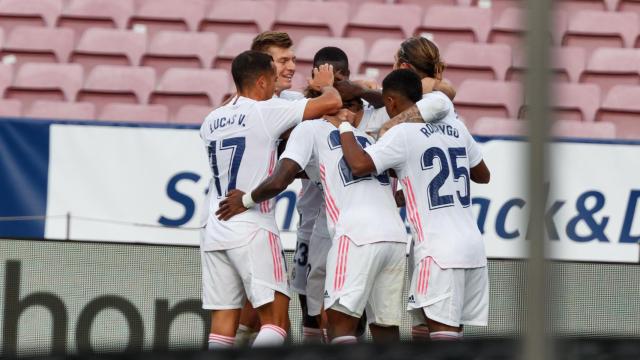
[252,324,287,347]
[430,331,462,341]
[302,326,323,344]
[235,324,257,347]
[208,333,235,349]
[331,335,357,345]
[411,325,430,341]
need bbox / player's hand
[308,63,334,91]
[216,189,248,221]
[334,80,364,100]
[324,108,354,128]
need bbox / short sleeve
[280,121,316,170]
[364,125,407,174]
[416,92,451,123]
[258,98,309,138]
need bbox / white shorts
[324,237,406,327]
[408,256,489,328]
[305,207,332,317]
[201,229,290,310]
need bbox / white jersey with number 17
[281,120,406,245]
[364,113,487,269]
[199,95,309,251]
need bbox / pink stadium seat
[0,26,75,66]
[213,32,256,72]
[552,119,616,139]
[70,28,146,73]
[471,117,526,137]
[5,63,83,109]
[294,36,366,90]
[0,99,21,117]
[273,1,349,45]
[360,38,403,83]
[579,48,640,97]
[552,83,601,122]
[77,65,156,113]
[416,6,491,48]
[488,7,524,48]
[345,3,422,48]
[98,103,168,123]
[142,31,219,77]
[508,47,587,83]
[597,85,640,139]
[150,68,229,119]
[25,100,95,120]
[0,63,13,97]
[397,0,459,13]
[57,0,134,38]
[172,104,212,124]
[617,0,640,19]
[483,0,522,18]
[454,80,523,128]
[443,42,511,87]
[556,0,611,13]
[562,10,639,56]
[200,0,276,44]
[128,0,206,37]
[0,0,62,33]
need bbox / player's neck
[237,88,269,101]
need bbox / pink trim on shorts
[268,232,283,283]
[418,257,432,295]
[333,236,350,291]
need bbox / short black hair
[313,46,350,76]
[382,69,423,103]
[231,50,274,91]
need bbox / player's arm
[422,78,456,100]
[378,93,451,137]
[215,159,302,221]
[334,80,385,109]
[303,64,342,119]
[470,160,490,184]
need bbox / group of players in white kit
[199,30,491,349]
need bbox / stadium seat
[213,32,256,72]
[56,0,134,38]
[172,104,212,124]
[5,63,83,109]
[597,84,640,139]
[273,1,349,45]
[200,0,276,44]
[0,99,21,117]
[360,38,403,83]
[98,103,169,123]
[579,48,640,97]
[617,0,640,19]
[416,6,491,48]
[77,65,156,112]
[508,47,587,83]
[488,7,525,49]
[552,83,601,122]
[0,0,62,34]
[552,119,616,139]
[142,31,219,77]
[294,36,366,90]
[443,42,511,87]
[471,117,526,137]
[454,80,523,128]
[150,68,229,119]
[25,100,95,120]
[481,0,522,18]
[396,0,459,13]
[345,3,422,47]
[128,0,206,37]
[0,63,13,97]
[556,0,610,13]
[0,26,75,66]
[70,28,146,73]
[562,10,639,56]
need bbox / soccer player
[335,69,491,341]
[251,31,301,100]
[201,50,341,349]
[216,102,408,344]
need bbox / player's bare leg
[252,291,290,346]
[369,324,400,343]
[325,308,359,344]
[236,301,260,346]
[426,316,463,341]
[411,324,431,342]
[208,309,241,349]
[300,294,324,343]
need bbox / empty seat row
[0,98,212,124]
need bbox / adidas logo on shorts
[408,295,416,304]
[324,290,329,299]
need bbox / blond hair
[251,31,293,53]
[397,36,445,80]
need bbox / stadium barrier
[1,238,639,357]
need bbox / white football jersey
[364,99,486,268]
[281,120,406,245]
[200,95,309,250]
